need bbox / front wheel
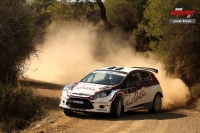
[110,97,122,118]
[63,108,73,116]
[149,94,162,113]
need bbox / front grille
[66,98,94,109]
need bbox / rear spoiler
[131,67,158,74]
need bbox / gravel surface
[23,81,200,133]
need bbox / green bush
[0,83,44,132]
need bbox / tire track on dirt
[45,115,90,133]
[152,120,169,133]
[121,120,146,133]
[97,121,129,133]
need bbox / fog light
[99,105,105,108]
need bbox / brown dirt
[22,80,200,133]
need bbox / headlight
[63,83,78,91]
[96,92,107,98]
[63,85,72,91]
[90,91,111,99]
[62,84,75,97]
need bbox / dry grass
[0,82,45,132]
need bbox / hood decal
[69,82,108,96]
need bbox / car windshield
[81,70,126,85]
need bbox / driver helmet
[109,75,118,84]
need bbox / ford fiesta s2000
[59,66,163,118]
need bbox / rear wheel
[149,94,162,113]
[110,97,122,118]
[63,108,73,116]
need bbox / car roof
[96,66,158,74]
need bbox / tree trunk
[96,0,113,30]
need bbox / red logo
[171,8,195,18]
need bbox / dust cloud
[26,22,189,109]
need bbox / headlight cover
[63,85,72,91]
[62,84,77,97]
[90,91,111,99]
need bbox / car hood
[68,82,109,97]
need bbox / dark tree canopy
[0,0,44,85]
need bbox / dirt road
[24,81,200,133]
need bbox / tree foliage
[0,0,46,85]
[0,2,46,131]
[135,0,200,86]
[45,1,101,24]
[105,0,147,32]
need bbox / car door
[141,71,154,101]
[122,71,146,110]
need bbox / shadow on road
[20,80,65,90]
[41,97,61,111]
[20,80,64,111]
[121,110,187,120]
[68,109,187,121]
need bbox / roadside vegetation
[0,0,47,132]
[0,83,44,132]
[0,0,199,132]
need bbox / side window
[141,72,153,82]
[122,72,142,88]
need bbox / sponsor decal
[94,100,109,105]
[73,100,83,104]
[74,85,96,91]
[97,109,107,111]
[169,2,196,24]
[125,91,146,107]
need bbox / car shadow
[120,110,187,120]
[68,109,187,121]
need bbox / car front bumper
[59,96,112,113]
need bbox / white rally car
[59,66,163,118]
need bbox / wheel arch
[148,92,162,113]
[143,91,163,109]
[157,92,163,98]
[115,92,125,105]
[115,92,125,113]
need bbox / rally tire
[149,93,162,113]
[63,108,73,116]
[110,97,122,118]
